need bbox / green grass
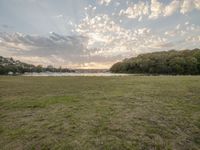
[0,76,200,150]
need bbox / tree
[110,49,200,75]
[184,57,198,74]
[169,57,185,74]
[36,65,43,73]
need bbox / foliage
[110,48,200,75]
[0,56,74,75]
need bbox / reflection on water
[22,72,130,76]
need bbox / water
[22,72,130,76]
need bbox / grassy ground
[0,76,200,150]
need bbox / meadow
[0,76,200,150]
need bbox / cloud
[0,32,88,53]
[0,32,90,67]
[1,22,199,69]
[119,1,149,20]
[1,0,200,69]
[75,9,200,60]
[186,35,200,42]
[1,12,176,69]
[75,13,175,58]
[163,22,200,50]
[97,0,112,6]
[180,0,200,14]
[53,14,64,19]
[149,0,200,19]
[163,0,180,16]
[0,31,126,68]
[165,22,200,37]
[119,0,200,20]
[148,0,164,19]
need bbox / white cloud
[74,9,200,61]
[164,0,180,16]
[137,28,151,35]
[186,35,200,42]
[75,14,121,48]
[53,14,64,19]
[75,13,173,58]
[150,0,200,18]
[194,0,200,9]
[119,1,149,20]
[180,0,200,14]
[180,0,194,14]
[149,0,164,19]
[119,0,200,20]
[165,22,200,37]
[97,0,112,6]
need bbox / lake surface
[23,72,130,76]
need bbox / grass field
[0,76,200,150]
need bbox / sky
[0,0,200,69]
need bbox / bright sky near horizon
[0,0,200,69]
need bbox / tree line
[0,56,74,75]
[110,48,200,75]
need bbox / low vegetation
[110,48,200,75]
[0,76,200,149]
